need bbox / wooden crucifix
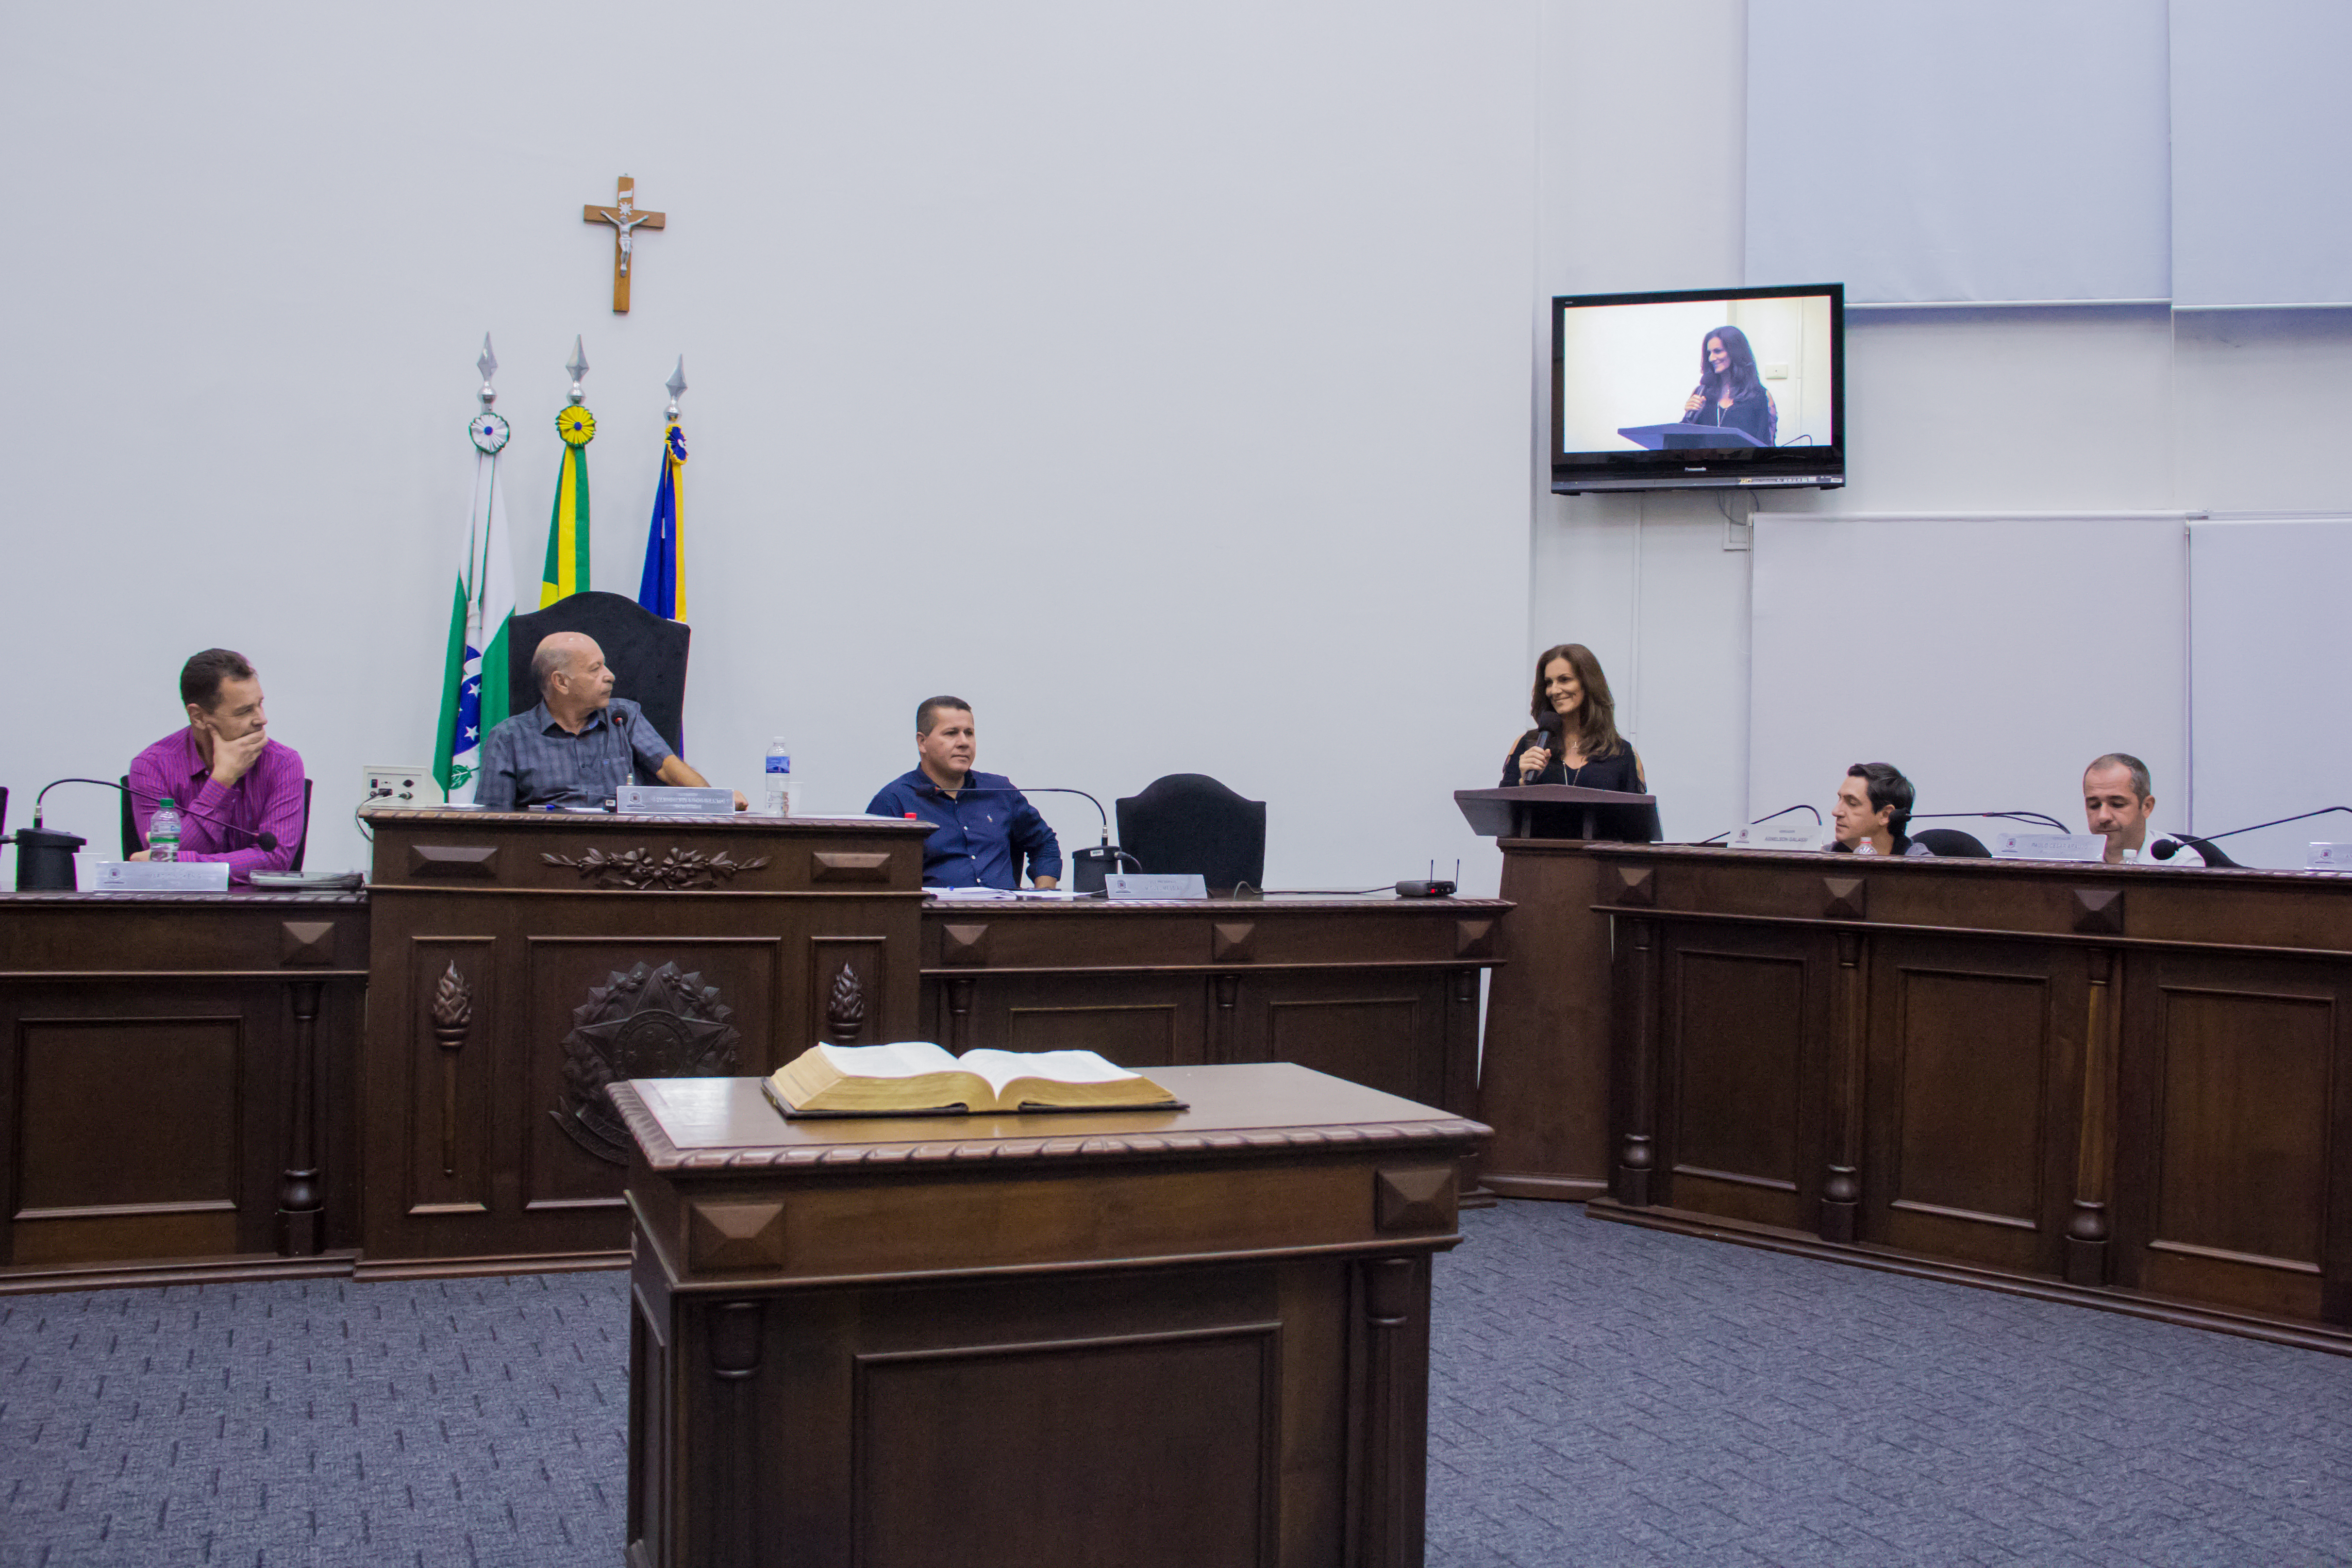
[583,175,666,314]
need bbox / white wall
[1533,1,2352,849]
[1,1,1539,893]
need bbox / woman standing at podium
[1504,644,1647,786]
[1501,644,1657,840]
[1679,324,1777,447]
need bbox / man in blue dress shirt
[867,696,1061,889]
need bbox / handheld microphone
[1521,712,1566,787]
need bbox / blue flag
[636,420,686,620]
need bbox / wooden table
[0,889,367,1292]
[917,894,1507,1130]
[613,1063,1489,1568]
[358,808,933,1276]
[1480,839,2352,1349]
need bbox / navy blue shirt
[867,769,1063,889]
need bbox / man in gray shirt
[475,632,740,810]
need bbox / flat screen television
[1551,282,1844,494]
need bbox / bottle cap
[159,797,176,809]
[905,812,917,819]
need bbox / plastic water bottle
[149,797,182,862]
[764,738,793,817]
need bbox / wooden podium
[612,1064,1489,1568]
[358,807,933,1275]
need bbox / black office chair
[1115,774,1267,894]
[1910,827,1990,858]
[508,591,693,765]
[121,774,313,869]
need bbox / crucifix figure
[583,175,667,314]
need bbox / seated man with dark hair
[475,632,741,810]
[126,647,304,883]
[1829,761,1929,857]
[2084,751,2203,867]
[867,695,1061,890]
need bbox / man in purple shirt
[126,648,305,884]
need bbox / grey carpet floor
[2,1201,2349,1567]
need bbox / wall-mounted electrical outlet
[362,764,435,808]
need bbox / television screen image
[1551,282,1843,494]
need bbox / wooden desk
[0,889,367,1291]
[917,895,1506,1128]
[1483,840,2352,1349]
[360,808,932,1276]
[613,1064,1489,1568]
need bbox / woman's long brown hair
[1526,643,1623,758]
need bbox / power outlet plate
[363,764,435,808]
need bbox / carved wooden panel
[936,973,1206,1067]
[13,1017,242,1263]
[808,936,888,1053]
[522,938,777,1213]
[852,1328,1278,1568]
[1877,967,2056,1269]
[407,938,496,1219]
[1262,993,1429,1106]
[2144,985,2334,1311]
[1008,1002,1183,1065]
[1665,947,1809,1227]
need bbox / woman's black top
[1499,729,1658,842]
[1501,730,1644,792]
[1679,383,1773,446]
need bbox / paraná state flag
[434,447,517,798]
[636,421,687,620]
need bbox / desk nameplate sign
[2309,842,2352,871]
[615,785,734,817]
[91,860,232,891]
[1990,832,2108,863]
[1731,821,1819,851]
[1104,872,1209,901]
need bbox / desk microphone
[930,784,1140,891]
[2145,806,2352,868]
[1696,802,1821,846]
[1520,712,1566,786]
[35,777,280,852]
[1909,810,2074,833]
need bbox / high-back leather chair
[507,591,693,767]
[1115,774,1268,894]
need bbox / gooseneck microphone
[1695,802,1822,846]
[927,784,1141,890]
[35,778,280,852]
[1520,712,1567,787]
[2146,806,2352,869]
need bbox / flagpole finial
[565,336,590,406]
[477,333,499,408]
[664,356,687,420]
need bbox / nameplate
[1105,872,1209,900]
[1990,832,2107,863]
[1730,821,1818,851]
[615,785,734,817]
[2308,843,2352,872]
[92,860,231,891]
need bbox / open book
[766,1042,1179,1117]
